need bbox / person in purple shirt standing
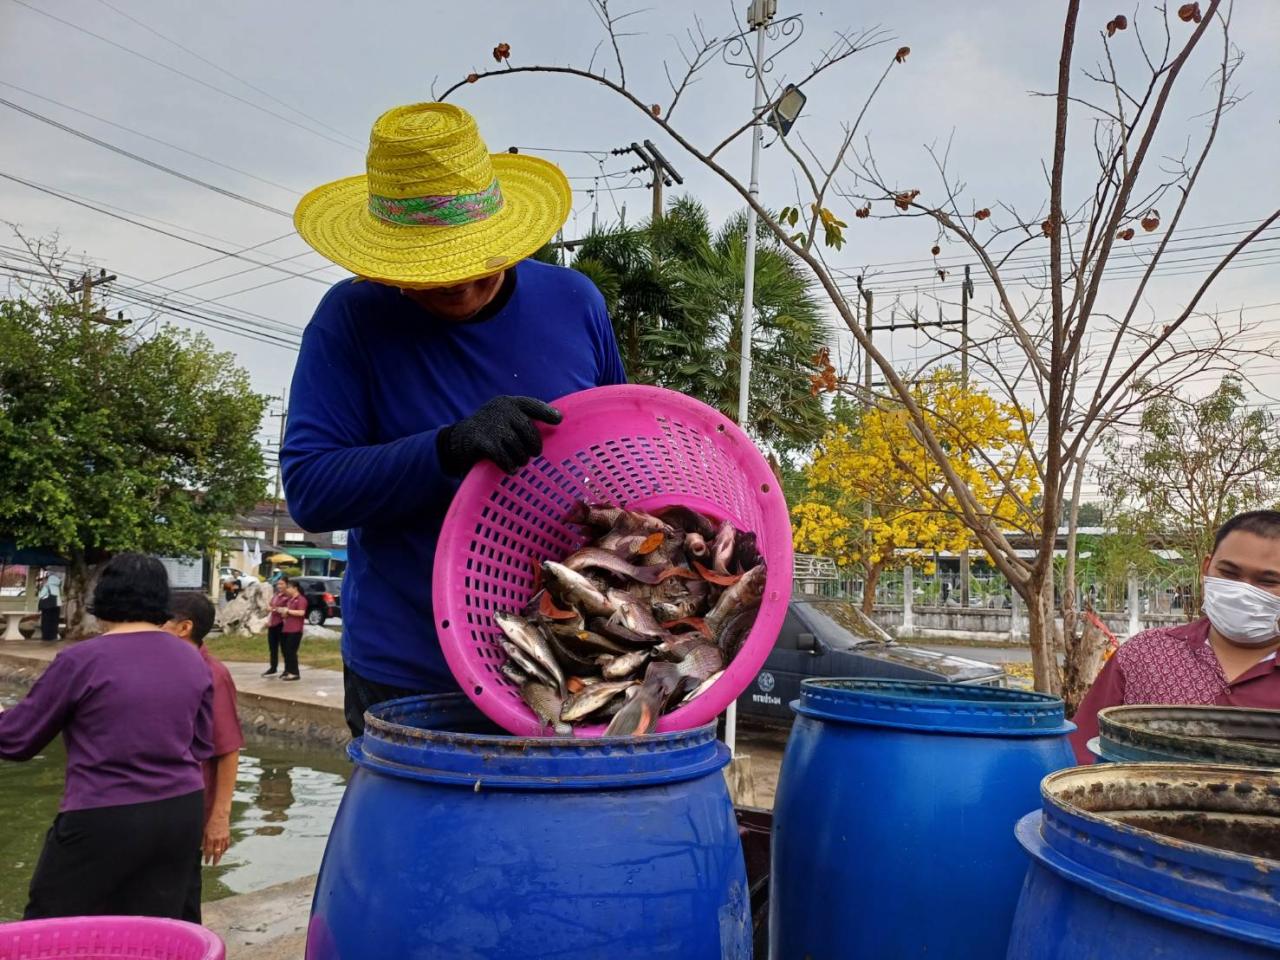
[0,553,213,920]
[283,102,625,736]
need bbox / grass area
[204,630,345,672]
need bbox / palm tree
[570,196,827,452]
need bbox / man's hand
[440,396,563,476]
[203,813,232,866]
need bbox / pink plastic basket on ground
[434,384,793,737]
[0,917,225,960]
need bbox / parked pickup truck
[735,597,1006,726]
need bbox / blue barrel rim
[1097,704,1280,767]
[1019,763,1280,947]
[350,692,730,790]
[792,677,1074,736]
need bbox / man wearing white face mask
[1070,510,1280,762]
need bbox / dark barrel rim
[1097,704,1280,766]
[793,678,1074,736]
[1018,763,1280,946]
[350,693,730,790]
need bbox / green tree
[571,196,828,450]
[1101,374,1280,611]
[0,294,268,633]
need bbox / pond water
[0,691,349,921]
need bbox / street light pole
[735,4,772,440]
[727,0,776,761]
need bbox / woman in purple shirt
[0,553,214,920]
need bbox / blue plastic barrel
[1009,763,1280,958]
[1094,704,1280,766]
[770,679,1075,960]
[306,694,750,959]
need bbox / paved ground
[225,660,344,710]
[203,876,314,960]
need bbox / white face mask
[1202,575,1280,647]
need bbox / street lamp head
[769,83,807,137]
[747,0,777,29]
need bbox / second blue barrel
[307,694,750,959]
[770,679,1075,960]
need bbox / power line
[839,229,1280,294]
[141,232,303,286]
[0,240,317,336]
[0,97,292,218]
[832,216,1278,276]
[0,176,276,249]
[109,289,301,349]
[89,0,359,148]
[0,81,302,195]
[160,250,323,297]
[0,170,334,285]
[6,0,361,153]
[846,250,1280,301]
[510,145,612,157]
[0,251,307,338]
[195,260,337,302]
[106,272,308,336]
[0,262,300,350]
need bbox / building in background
[221,501,347,579]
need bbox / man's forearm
[283,429,455,531]
[212,750,240,819]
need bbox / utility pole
[67,268,121,334]
[268,393,288,548]
[613,140,682,222]
[856,275,875,610]
[959,264,975,608]
[961,264,972,385]
[857,276,873,407]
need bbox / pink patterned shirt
[1069,618,1280,762]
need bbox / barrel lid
[350,693,729,790]
[1098,704,1280,767]
[793,678,1074,737]
[1020,763,1280,947]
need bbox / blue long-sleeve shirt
[282,260,626,689]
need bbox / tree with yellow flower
[793,370,1039,612]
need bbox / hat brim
[294,154,571,288]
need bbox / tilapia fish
[494,502,767,735]
[561,680,638,722]
[564,547,663,584]
[522,680,572,736]
[495,611,566,697]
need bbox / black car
[293,576,342,626]
[736,597,1006,725]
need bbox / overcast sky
[2,0,1278,474]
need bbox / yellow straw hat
[295,103,572,288]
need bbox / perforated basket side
[435,385,791,736]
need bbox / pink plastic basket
[0,916,225,960]
[434,384,793,737]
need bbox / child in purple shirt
[0,553,213,920]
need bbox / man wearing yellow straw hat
[283,103,625,736]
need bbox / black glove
[437,396,563,476]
